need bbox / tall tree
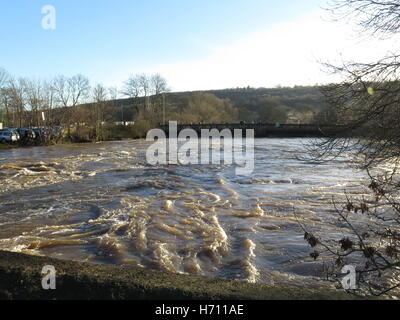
[7,77,26,128]
[138,73,151,113]
[52,75,71,134]
[122,74,143,115]
[150,73,168,95]
[305,0,400,297]
[25,78,46,127]
[150,73,169,124]
[52,74,90,139]
[92,84,109,141]
[68,74,90,138]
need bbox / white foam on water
[163,200,174,212]
[153,242,180,273]
[242,239,259,283]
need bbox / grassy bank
[0,251,359,300]
[0,143,18,151]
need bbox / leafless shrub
[304,0,400,297]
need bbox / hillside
[110,85,327,126]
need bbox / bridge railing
[158,123,344,130]
[156,122,346,137]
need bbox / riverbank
[0,143,19,151]
[0,251,358,300]
[0,123,147,152]
[0,137,139,152]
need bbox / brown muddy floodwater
[0,138,370,290]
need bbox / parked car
[0,130,20,143]
[17,128,36,141]
[32,126,62,141]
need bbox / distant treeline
[165,86,329,124]
[0,67,331,142]
[107,86,330,129]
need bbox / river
[0,138,369,290]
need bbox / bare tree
[92,84,109,141]
[150,73,169,124]
[315,1,400,164]
[52,74,90,139]
[41,80,56,127]
[137,73,151,113]
[122,74,143,116]
[150,73,168,95]
[7,77,27,128]
[122,73,165,120]
[304,0,400,297]
[52,75,71,135]
[25,78,46,127]
[122,75,142,99]
[326,0,400,37]
[68,74,90,108]
[68,74,90,137]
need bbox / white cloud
[147,10,400,91]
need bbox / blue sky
[0,0,387,91]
